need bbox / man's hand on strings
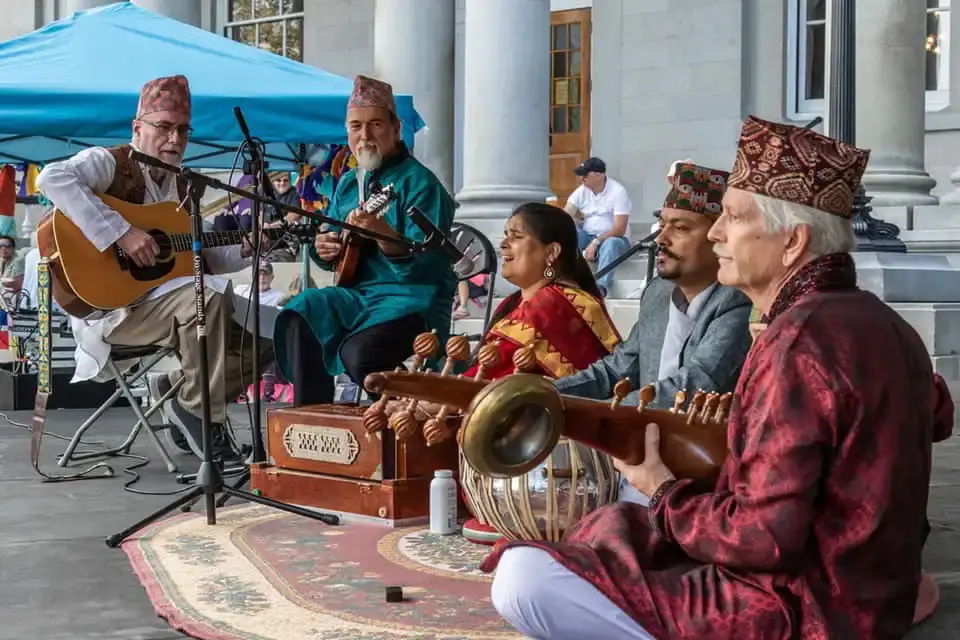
[116,227,160,267]
[314,226,343,262]
[346,209,398,240]
[612,423,676,497]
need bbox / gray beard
[356,149,383,172]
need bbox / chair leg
[57,352,180,473]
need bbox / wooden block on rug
[250,463,445,524]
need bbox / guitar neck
[168,229,285,252]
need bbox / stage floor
[0,405,959,639]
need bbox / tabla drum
[459,437,619,544]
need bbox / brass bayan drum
[458,438,619,543]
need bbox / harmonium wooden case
[250,403,461,524]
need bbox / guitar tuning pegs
[671,390,687,414]
[610,378,632,410]
[686,390,706,424]
[636,384,656,412]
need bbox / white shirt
[233,283,286,308]
[567,177,632,237]
[36,146,249,383]
[657,283,718,380]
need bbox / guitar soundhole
[116,229,176,282]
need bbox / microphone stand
[106,164,341,549]
[233,107,276,468]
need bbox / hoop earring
[543,265,556,280]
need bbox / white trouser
[491,547,656,640]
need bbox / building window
[787,0,826,117]
[788,0,952,117]
[223,0,303,62]
[927,0,951,109]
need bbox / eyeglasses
[139,119,193,138]
[0,243,13,249]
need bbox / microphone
[233,106,278,201]
[406,206,465,263]
[128,148,181,173]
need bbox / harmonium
[250,402,461,524]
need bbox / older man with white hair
[481,116,954,639]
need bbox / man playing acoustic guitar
[273,75,457,404]
[36,75,267,462]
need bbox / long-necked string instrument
[333,182,397,287]
[361,332,731,482]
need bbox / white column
[856,0,937,206]
[456,0,551,232]
[374,0,456,191]
[131,0,202,26]
[62,0,112,15]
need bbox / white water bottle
[430,470,458,535]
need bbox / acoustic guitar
[36,193,315,318]
[333,184,397,288]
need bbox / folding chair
[449,221,499,343]
[57,344,182,473]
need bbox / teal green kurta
[274,148,457,379]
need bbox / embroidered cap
[136,75,192,119]
[661,162,729,217]
[728,115,870,218]
[347,75,397,115]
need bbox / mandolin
[333,184,397,288]
[36,193,316,318]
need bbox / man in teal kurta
[274,75,457,404]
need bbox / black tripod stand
[105,168,339,548]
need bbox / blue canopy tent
[0,2,424,170]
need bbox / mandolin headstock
[362,183,396,218]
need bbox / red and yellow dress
[460,282,621,543]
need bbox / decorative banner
[13,163,41,198]
[298,145,355,212]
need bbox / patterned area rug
[122,505,523,639]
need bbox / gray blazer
[554,278,753,409]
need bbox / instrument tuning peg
[513,341,539,374]
[474,340,501,380]
[671,390,687,414]
[686,390,706,424]
[714,393,733,424]
[636,384,656,412]
[701,392,720,423]
[390,409,418,440]
[610,378,632,410]
[412,329,440,371]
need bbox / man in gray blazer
[555,162,753,501]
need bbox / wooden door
[549,9,591,208]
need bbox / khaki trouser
[105,286,273,423]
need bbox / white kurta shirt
[36,146,249,383]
